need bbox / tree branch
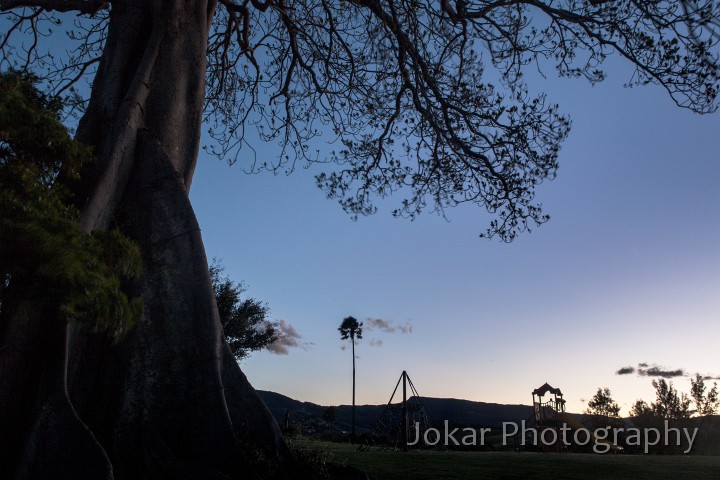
[0,0,108,14]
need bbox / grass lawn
[293,439,720,480]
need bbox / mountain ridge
[256,390,536,433]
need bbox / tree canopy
[338,315,363,341]
[629,378,693,419]
[0,70,141,338]
[690,374,719,416]
[209,259,280,360]
[585,387,621,417]
[629,399,653,417]
[651,379,692,419]
[3,0,718,240]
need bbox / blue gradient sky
[2,9,716,418]
[191,62,720,414]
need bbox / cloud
[365,317,413,334]
[639,366,685,378]
[616,366,635,375]
[266,320,313,355]
[354,318,413,349]
[615,363,685,379]
[338,318,412,350]
[618,364,720,381]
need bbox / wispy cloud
[615,363,685,379]
[616,366,635,375]
[618,364,720,382]
[639,366,685,378]
[267,320,313,355]
[356,317,413,348]
[365,317,413,334]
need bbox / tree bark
[0,294,113,480]
[3,1,305,478]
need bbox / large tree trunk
[3,1,303,478]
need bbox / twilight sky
[2,7,717,421]
[3,4,717,418]
[189,57,720,415]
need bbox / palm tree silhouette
[338,316,363,442]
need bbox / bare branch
[204,0,718,240]
[0,0,108,14]
[5,0,717,241]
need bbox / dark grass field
[293,439,720,480]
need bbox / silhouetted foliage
[0,70,141,339]
[3,1,718,240]
[630,379,692,419]
[585,387,621,418]
[629,399,653,417]
[338,316,363,343]
[690,374,720,416]
[652,379,692,419]
[209,259,279,361]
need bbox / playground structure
[360,370,441,452]
[532,382,567,452]
[361,377,623,453]
[531,382,623,453]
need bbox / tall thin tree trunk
[351,336,356,443]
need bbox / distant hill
[256,391,720,454]
[256,390,534,434]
